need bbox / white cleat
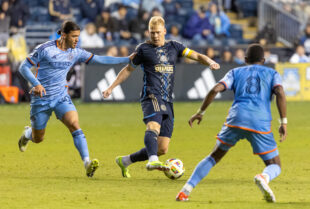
[254,174,276,203]
[18,126,31,152]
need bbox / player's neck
[57,39,69,51]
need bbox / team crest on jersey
[68,53,74,60]
[161,104,167,111]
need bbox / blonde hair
[149,16,165,28]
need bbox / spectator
[95,8,118,45]
[0,0,9,16]
[221,48,233,63]
[112,4,132,44]
[255,23,277,45]
[289,45,310,63]
[300,23,310,55]
[8,0,29,28]
[233,48,245,64]
[106,46,118,56]
[183,6,214,46]
[264,48,278,64]
[206,2,230,37]
[151,7,163,17]
[80,23,104,48]
[80,0,101,26]
[205,47,220,63]
[162,0,180,22]
[141,0,164,16]
[166,25,183,42]
[0,11,10,46]
[119,45,129,57]
[49,0,73,22]
[129,9,149,42]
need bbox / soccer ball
[164,158,185,180]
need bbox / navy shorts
[141,95,174,138]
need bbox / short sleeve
[172,41,186,57]
[77,48,94,64]
[272,72,282,89]
[131,44,143,66]
[27,46,44,66]
[219,70,234,90]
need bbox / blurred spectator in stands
[151,7,162,17]
[106,46,118,56]
[166,25,183,42]
[162,0,180,23]
[0,11,10,46]
[96,7,118,45]
[221,48,233,64]
[142,0,164,16]
[80,23,104,48]
[112,4,132,44]
[255,23,277,45]
[233,48,245,64]
[119,45,129,57]
[206,3,230,38]
[8,0,29,28]
[206,47,220,63]
[0,0,9,16]
[183,6,214,46]
[80,0,101,26]
[6,26,30,101]
[129,9,149,43]
[49,0,73,22]
[264,48,278,64]
[289,45,310,63]
[299,23,310,55]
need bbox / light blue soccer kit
[217,64,282,161]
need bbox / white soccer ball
[164,158,185,180]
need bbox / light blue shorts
[30,94,76,130]
[216,125,279,161]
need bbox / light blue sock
[262,164,281,182]
[187,156,216,188]
[72,129,89,161]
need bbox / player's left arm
[274,85,287,142]
[188,83,225,127]
[88,55,131,65]
[184,49,220,70]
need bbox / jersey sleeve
[272,71,282,89]
[219,70,234,90]
[172,41,187,57]
[77,48,94,64]
[26,46,44,66]
[131,44,143,67]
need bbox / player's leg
[18,107,51,152]
[177,126,241,201]
[55,97,98,177]
[248,132,280,202]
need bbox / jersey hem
[224,123,272,134]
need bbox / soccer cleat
[86,159,99,178]
[18,126,31,152]
[146,160,169,171]
[115,156,131,178]
[176,192,189,201]
[254,174,276,203]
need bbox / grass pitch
[0,101,309,209]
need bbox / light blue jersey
[26,40,93,105]
[219,64,282,133]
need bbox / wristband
[196,108,205,115]
[279,117,287,124]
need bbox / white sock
[262,173,270,184]
[149,155,158,162]
[83,157,90,168]
[181,183,194,195]
[24,127,32,140]
[122,155,132,167]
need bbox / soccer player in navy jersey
[18,21,132,177]
[103,16,220,177]
[176,44,287,202]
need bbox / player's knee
[158,147,168,156]
[68,121,80,132]
[32,135,44,143]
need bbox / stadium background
[0,0,309,209]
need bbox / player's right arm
[274,85,287,142]
[102,64,135,98]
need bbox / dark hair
[245,44,264,64]
[57,21,80,35]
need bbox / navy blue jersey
[132,40,189,102]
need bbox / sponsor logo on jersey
[155,64,174,73]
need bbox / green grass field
[0,101,309,209]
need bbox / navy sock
[129,148,148,163]
[144,130,158,157]
[72,129,89,160]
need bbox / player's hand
[29,84,46,98]
[188,113,203,128]
[102,88,112,98]
[129,52,136,60]
[279,124,287,142]
[209,62,220,71]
